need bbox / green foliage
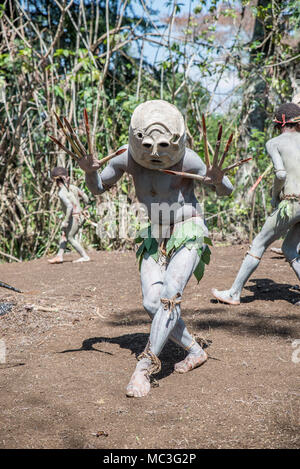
[278,200,293,220]
[1,0,299,262]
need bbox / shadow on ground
[242,278,299,304]
[59,333,198,381]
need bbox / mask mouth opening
[53,176,65,184]
[151,159,161,164]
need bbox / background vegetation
[0,0,299,262]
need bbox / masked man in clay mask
[76,100,234,397]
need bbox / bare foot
[48,256,63,264]
[73,256,90,263]
[211,288,240,305]
[126,360,151,398]
[174,350,208,374]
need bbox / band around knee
[160,292,181,317]
[246,251,261,261]
[289,255,300,265]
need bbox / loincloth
[135,219,212,282]
[72,211,86,227]
[277,195,300,220]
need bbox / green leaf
[186,239,200,250]
[144,236,153,251]
[136,243,144,259]
[204,236,213,246]
[194,260,205,283]
[54,85,64,99]
[148,239,158,256]
[150,249,159,262]
[174,236,186,249]
[166,235,176,255]
[135,235,143,244]
[202,246,211,265]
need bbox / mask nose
[151,142,160,158]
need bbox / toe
[126,386,134,397]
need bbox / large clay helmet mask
[129,100,186,170]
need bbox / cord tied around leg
[137,340,161,376]
[160,292,181,317]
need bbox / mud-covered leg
[48,229,68,264]
[126,253,206,398]
[126,255,162,398]
[141,255,203,351]
[212,209,289,305]
[67,218,90,262]
[282,223,300,304]
[149,246,207,373]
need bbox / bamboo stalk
[249,164,272,193]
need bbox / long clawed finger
[222,157,252,173]
[49,135,79,160]
[218,133,233,169]
[160,169,205,182]
[84,108,93,155]
[201,114,211,168]
[54,112,83,159]
[213,123,222,167]
[52,110,126,165]
[99,147,127,166]
[63,116,88,157]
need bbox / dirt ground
[0,244,299,449]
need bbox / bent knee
[251,236,269,256]
[276,170,287,181]
[143,296,160,317]
[281,242,296,261]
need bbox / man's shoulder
[113,144,129,164]
[266,132,300,148]
[182,148,205,172]
[69,184,78,192]
[266,135,282,151]
[58,186,67,196]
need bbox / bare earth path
[0,245,299,449]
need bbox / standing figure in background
[48,166,91,264]
[212,103,300,306]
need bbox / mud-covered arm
[59,192,73,227]
[214,176,233,196]
[78,149,127,195]
[78,188,90,204]
[85,160,125,195]
[266,139,286,206]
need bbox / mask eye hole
[171,133,180,144]
[159,142,169,147]
[142,143,152,148]
[137,132,143,139]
